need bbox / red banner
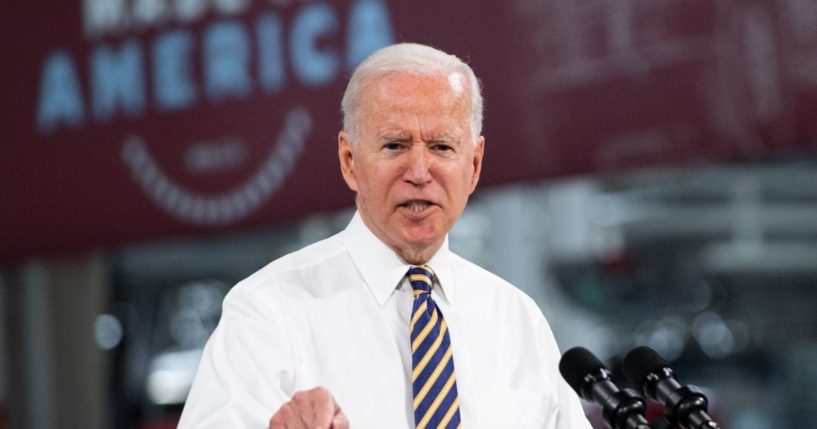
[3,0,817,261]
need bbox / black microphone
[622,346,720,429]
[560,347,650,429]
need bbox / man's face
[338,72,484,264]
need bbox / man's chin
[399,231,445,254]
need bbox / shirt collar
[342,211,455,306]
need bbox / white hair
[341,43,484,144]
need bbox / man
[178,43,591,428]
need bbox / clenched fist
[269,386,350,429]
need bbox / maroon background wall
[3,0,817,261]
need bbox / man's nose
[403,144,433,185]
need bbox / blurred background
[3,0,817,427]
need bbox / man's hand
[269,386,350,429]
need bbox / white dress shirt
[178,212,591,428]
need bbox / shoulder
[226,231,354,305]
[449,252,542,315]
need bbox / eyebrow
[376,130,461,145]
[379,131,457,139]
[378,135,411,145]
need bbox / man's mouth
[402,200,433,212]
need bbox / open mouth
[401,200,434,212]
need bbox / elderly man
[178,43,590,429]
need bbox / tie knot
[407,265,434,296]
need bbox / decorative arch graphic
[121,107,312,225]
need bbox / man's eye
[383,142,404,151]
[432,143,453,152]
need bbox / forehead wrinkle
[369,73,470,113]
[377,128,412,140]
[381,118,464,142]
[360,73,474,142]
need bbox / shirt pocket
[476,387,558,429]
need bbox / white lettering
[83,0,128,38]
[184,138,249,173]
[83,0,255,37]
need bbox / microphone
[560,347,650,429]
[622,346,720,429]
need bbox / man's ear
[338,131,358,192]
[469,136,485,193]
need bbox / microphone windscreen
[622,346,668,389]
[559,347,606,394]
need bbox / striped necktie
[408,265,461,429]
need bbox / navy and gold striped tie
[408,265,461,429]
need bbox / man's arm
[533,307,594,429]
[177,286,301,427]
[179,285,352,428]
